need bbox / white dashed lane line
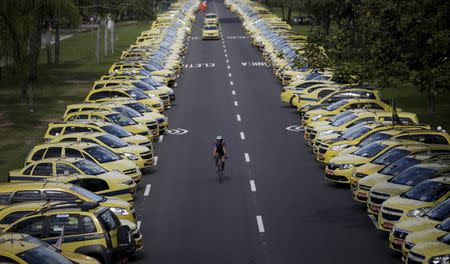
[137,221,141,230]
[226,59,229,63]
[244,153,250,162]
[236,114,241,121]
[144,184,152,197]
[250,180,256,192]
[230,81,234,86]
[228,73,232,77]
[154,156,159,166]
[240,132,245,140]
[158,135,164,142]
[256,216,265,233]
[227,65,231,69]
[232,90,236,95]
[234,101,238,106]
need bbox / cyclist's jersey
[215,142,225,155]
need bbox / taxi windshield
[379,156,422,176]
[96,134,129,148]
[358,132,391,147]
[353,142,387,158]
[331,114,356,127]
[125,102,152,114]
[73,159,107,175]
[71,185,104,202]
[101,124,133,138]
[425,199,450,222]
[106,113,137,126]
[390,167,438,186]
[205,25,218,30]
[342,127,371,140]
[126,88,149,100]
[325,100,348,111]
[113,106,142,118]
[84,146,121,163]
[401,181,449,202]
[18,245,73,264]
[372,148,411,165]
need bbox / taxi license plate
[357,192,367,198]
[371,205,381,212]
[383,222,394,230]
[393,238,404,245]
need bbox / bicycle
[216,156,224,183]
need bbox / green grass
[0,22,150,179]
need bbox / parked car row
[225,0,450,263]
[0,1,198,263]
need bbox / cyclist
[213,136,227,171]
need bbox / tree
[0,0,79,104]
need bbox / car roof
[53,131,107,139]
[0,181,74,191]
[25,157,84,164]
[32,141,97,150]
[49,120,112,127]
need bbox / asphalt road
[132,1,400,263]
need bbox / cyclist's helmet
[216,136,223,143]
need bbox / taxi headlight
[124,152,139,160]
[407,207,430,217]
[311,114,323,121]
[319,130,335,136]
[429,255,450,264]
[110,207,130,216]
[331,144,349,151]
[340,164,354,170]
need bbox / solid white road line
[154,156,159,165]
[256,216,265,233]
[234,101,238,106]
[250,180,256,192]
[244,153,250,162]
[240,132,245,140]
[137,221,141,230]
[159,135,164,142]
[144,184,152,196]
[232,90,236,95]
[230,81,234,86]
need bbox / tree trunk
[45,24,52,64]
[29,23,42,82]
[21,77,33,105]
[104,20,108,56]
[280,5,285,21]
[287,8,292,24]
[96,25,101,64]
[55,19,61,64]
[426,88,436,113]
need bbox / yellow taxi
[0,182,136,223]
[378,177,450,232]
[2,202,139,262]
[24,142,142,183]
[387,199,450,254]
[302,99,393,125]
[288,85,339,107]
[325,140,418,184]
[49,132,154,169]
[44,121,153,146]
[92,80,171,108]
[405,233,450,264]
[351,145,450,203]
[369,162,450,223]
[0,232,99,264]
[84,87,164,113]
[63,103,160,138]
[204,13,218,24]
[109,62,176,87]
[63,110,153,141]
[8,157,136,197]
[202,24,220,40]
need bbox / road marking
[165,128,189,135]
[236,114,241,121]
[226,59,229,63]
[244,153,250,162]
[174,82,178,87]
[286,125,304,132]
[144,184,152,196]
[250,180,256,192]
[226,35,249,39]
[234,101,238,106]
[368,215,378,229]
[227,65,230,69]
[224,49,227,53]
[137,221,141,230]
[158,135,164,142]
[228,73,232,77]
[225,54,228,57]
[154,156,158,165]
[230,81,234,86]
[240,132,245,140]
[241,61,270,67]
[232,90,236,95]
[256,216,265,233]
[184,63,215,69]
